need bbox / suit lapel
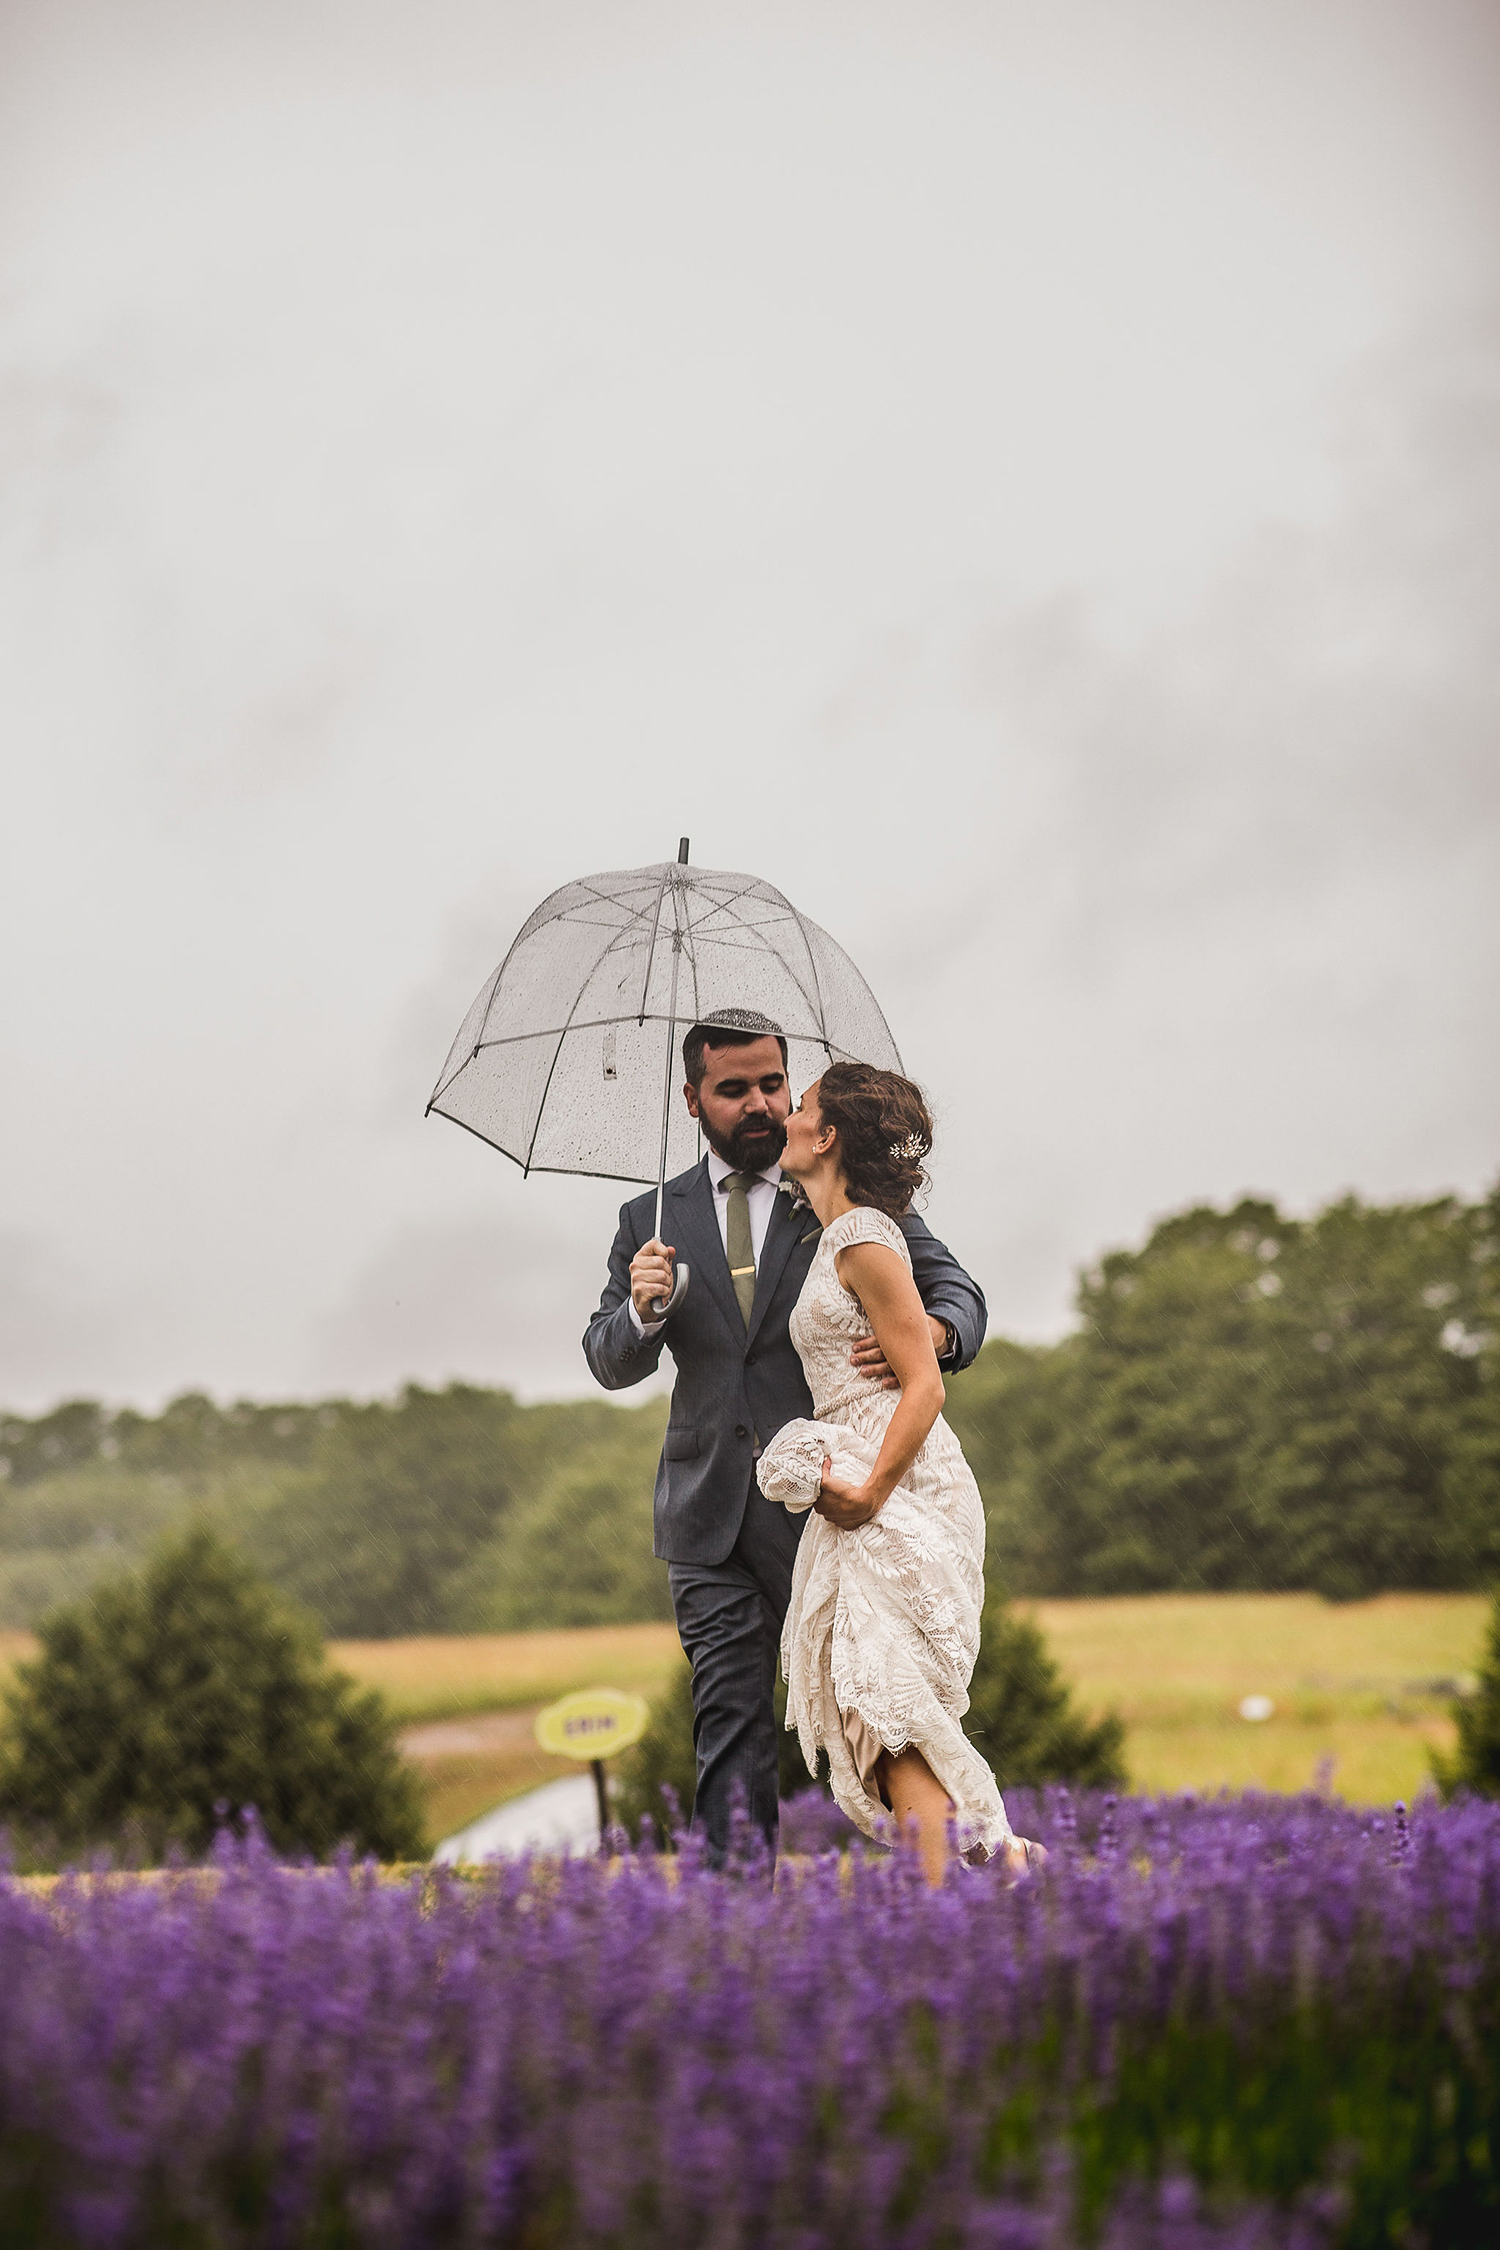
[746,1189,817,1348]
[666,1160,742,1338]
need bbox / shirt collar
[707,1148,782,1192]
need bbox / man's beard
[703,1112,788,1172]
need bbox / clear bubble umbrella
[426,840,902,1312]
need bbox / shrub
[1433,1587,1500,1799]
[612,1659,822,1840]
[0,1525,425,1862]
[965,1593,1128,1788]
[613,1657,697,1838]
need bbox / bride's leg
[876,1746,953,1887]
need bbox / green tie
[723,1171,757,1328]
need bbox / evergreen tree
[0,1526,425,1862]
[613,1661,822,1841]
[612,1659,697,1840]
[964,1596,1127,1788]
[613,1589,1121,1839]
[1432,1590,1500,1800]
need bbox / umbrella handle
[649,1262,690,1319]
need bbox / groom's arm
[900,1213,988,1373]
[583,1202,672,1392]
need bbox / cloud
[856,315,1500,1333]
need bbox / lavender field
[0,1789,1495,2249]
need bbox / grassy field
[0,1596,1486,1845]
[371,1592,1486,1838]
[328,1623,683,1723]
[1028,1591,1483,1805]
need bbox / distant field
[0,1596,1485,1844]
[1028,1591,1483,1804]
[369,1593,1486,1837]
[330,1623,683,1723]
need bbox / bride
[758,1063,1043,1885]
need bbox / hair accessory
[888,1132,929,1162]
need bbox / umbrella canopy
[426,849,902,1189]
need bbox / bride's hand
[814,1460,882,1528]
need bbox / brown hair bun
[817,1063,933,1217]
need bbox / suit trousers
[667,1479,804,1867]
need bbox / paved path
[435,1773,604,1863]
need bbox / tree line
[1,1183,1495,1638]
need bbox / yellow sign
[534,1687,649,1761]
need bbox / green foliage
[946,1184,1500,1599]
[613,1658,699,1838]
[0,1384,674,1639]
[612,1657,823,1839]
[965,1595,1128,1788]
[249,1383,530,1637]
[0,1525,425,1863]
[2,1181,1496,1632]
[0,1460,307,1629]
[453,1401,672,1631]
[1433,1590,1500,1799]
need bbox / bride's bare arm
[813,1242,945,1529]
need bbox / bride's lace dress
[758,1206,1011,1856]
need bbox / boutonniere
[778,1177,811,1212]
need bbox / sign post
[533,1687,650,1852]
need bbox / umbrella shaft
[655,923,683,1241]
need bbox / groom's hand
[630,1238,677,1319]
[851,1316,949,1389]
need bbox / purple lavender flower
[0,1792,1492,2246]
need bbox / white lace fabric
[756,1418,877,1512]
[761,1205,1011,1858]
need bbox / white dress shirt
[629,1150,783,1336]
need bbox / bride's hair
[817,1063,933,1216]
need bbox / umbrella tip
[677,836,690,864]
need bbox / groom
[583,1009,988,1865]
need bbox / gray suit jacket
[583,1159,988,1566]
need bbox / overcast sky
[2,0,1497,1414]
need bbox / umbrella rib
[703,908,825,1030]
[677,876,702,1028]
[472,1002,847,1050]
[424,1103,664,1189]
[562,881,663,931]
[466,885,645,1065]
[635,865,673,1025]
[680,888,783,939]
[520,916,658,1176]
[440,875,666,1105]
[789,901,833,1055]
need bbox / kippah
[696,1007,784,1037]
